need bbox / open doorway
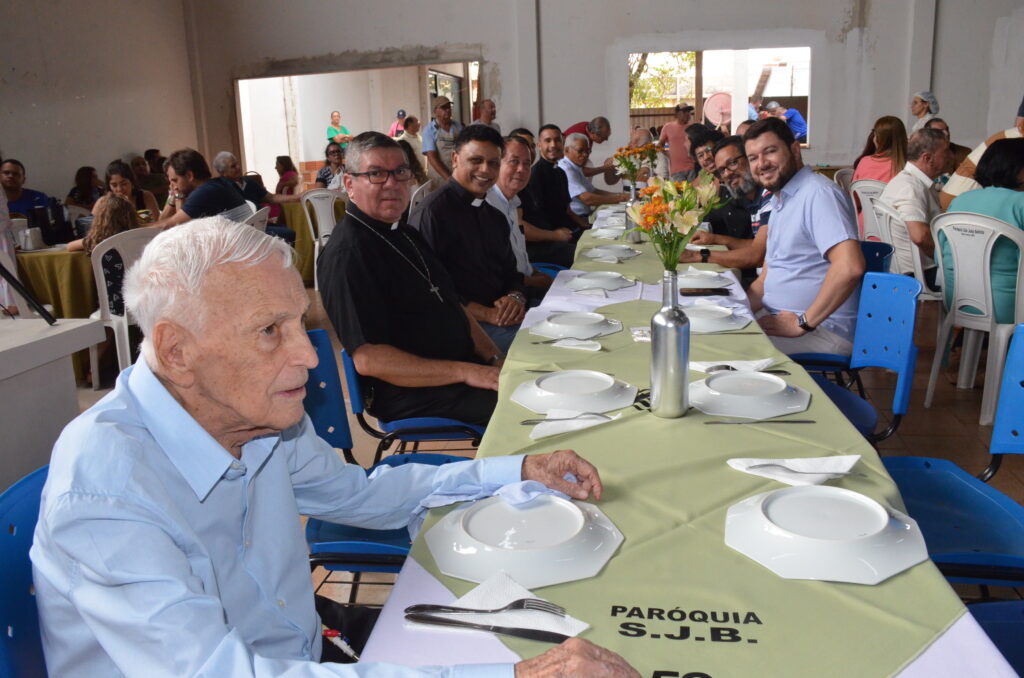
[628,47,811,144]
[236,61,479,191]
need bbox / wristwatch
[507,291,526,305]
[797,312,816,332]
[699,248,711,263]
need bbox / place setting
[689,369,812,422]
[564,271,637,297]
[528,310,622,351]
[581,244,641,264]
[683,301,753,333]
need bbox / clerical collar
[446,179,487,208]
[347,200,401,231]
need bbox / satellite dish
[704,92,732,126]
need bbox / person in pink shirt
[852,115,908,231]
[658,104,697,180]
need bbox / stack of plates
[724,485,927,584]
[685,304,750,333]
[690,371,811,419]
[565,271,635,292]
[583,245,641,261]
[512,370,638,414]
[425,495,624,588]
[529,311,622,339]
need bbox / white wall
[237,77,292,184]
[0,0,197,197]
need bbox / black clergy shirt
[317,201,478,401]
[409,180,524,306]
[521,157,575,231]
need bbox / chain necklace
[348,211,443,302]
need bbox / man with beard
[681,136,770,287]
[743,117,865,355]
[519,124,586,268]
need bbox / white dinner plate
[529,311,623,339]
[724,485,928,585]
[511,370,638,414]
[690,371,811,419]
[684,304,751,333]
[583,245,641,260]
[425,495,624,588]
[565,271,636,292]
[676,271,731,289]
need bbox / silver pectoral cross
[429,284,443,302]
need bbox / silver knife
[404,612,570,643]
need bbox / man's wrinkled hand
[515,638,639,678]
[521,450,602,501]
[492,296,524,326]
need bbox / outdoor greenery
[628,52,696,108]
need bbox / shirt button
[244,539,252,547]
[230,462,242,470]
[277,599,286,608]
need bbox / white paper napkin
[592,255,621,264]
[690,359,777,373]
[574,287,608,297]
[551,338,602,351]
[404,572,589,638]
[684,266,723,277]
[591,228,624,239]
[530,408,621,440]
[727,455,862,486]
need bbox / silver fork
[746,462,867,478]
[531,335,600,345]
[405,598,566,617]
[520,412,612,426]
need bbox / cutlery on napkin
[548,338,602,351]
[691,359,777,373]
[405,572,588,640]
[529,408,621,439]
[727,455,862,485]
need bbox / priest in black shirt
[317,132,502,426]
[409,124,526,353]
[519,124,588,268]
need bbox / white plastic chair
[244,206,270,232]
[0,247,32,318]
[87,228,160,389]
[851,179,886,241]
[924,212,1024,424]
[221,201,256,223]
[872,199,943,304]
[833,167,854,194]
[300,189,344,290]
[409,182,430,214]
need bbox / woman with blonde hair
[853,116,908,183]
[68,193,140,316]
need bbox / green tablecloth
[409,236,966,676]
[282,200,346,286]
[16,249,98,380]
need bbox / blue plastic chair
[306,453,470,602]
[0,466,49,678]
[883,323,1024,588]
[533,262,568,279]
[340,348,484,464]
[969,601,1024,673]
[860,241,893,273]
[811,272,921,442]
[304,329,358,466]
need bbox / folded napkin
[530,408,621,440]
[690,358,777,373]
[682,266,723,278]
[574,287,608,297]
[591,228,625,239]
[728,455,862,486]
[551,338,602,351]
[406,571,589,638]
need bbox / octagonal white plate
[685,304,751,333]
[529,311,623,340]
[583,245,641,260]
[425,495,624,588]
[511,370,638,414]
[690,371,811,419]
[677,271,731,289]
[565,271,636,292]
[724,485,928,585]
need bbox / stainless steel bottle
[650,270,690,418]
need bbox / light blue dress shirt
[30,358,519,678]
[556,157,595,217]
[762,166,860,341]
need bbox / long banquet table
[360,209,1014,676]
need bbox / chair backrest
[303,329,354,451]
[90,228,161,321]
[409,182,430,213]
[833,167,854,194]
[851,180,886,240]
[0,247,31,315]
[866,197,896,245]
[872,199,935,294]
[859,241,894,273]
[244,206,271,232]
[339,348,367,416]
[300,189,343,245]
[991,324,1024,457]
[931,212,1024,330]
[64,205,90,224]
[0,465,49,678]
[850,272,922,416]
[220,201,256,223]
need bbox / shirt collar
[347,200,401,232]
[486,184,520,212]
[447,179,487,207]
[905,161,934,188]
[771,165,812,209]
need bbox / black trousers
[527,240,577,269]
[367,382,498,427]
[316,595,381,664]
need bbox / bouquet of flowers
[612,143,660,185]
[625,171,723,271]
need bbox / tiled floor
[76,290,1023,606]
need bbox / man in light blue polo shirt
[557,133,628,218]
[422,95,464,186]
[744,117,865,355]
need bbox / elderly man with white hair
[30,217,633,678]
[557,132,629,218]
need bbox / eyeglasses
[714,156,743,176]
[348,167,414,184]
[327,150,343,156]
